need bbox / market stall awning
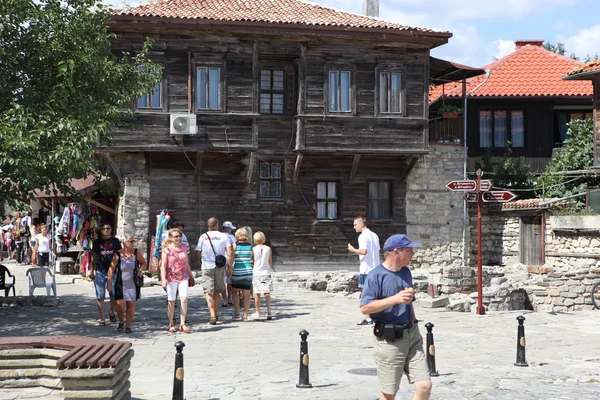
[32,176,108,198]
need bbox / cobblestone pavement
[1,260,600,399]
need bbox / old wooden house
[98,0,454,269]
[429,40,593,172]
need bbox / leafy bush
[536,119,600,204]
[474,148,537,199]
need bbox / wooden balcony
[428,115,463,144]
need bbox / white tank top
[252,245,272,274]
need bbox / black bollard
[424,322,439,377]
[172,341,185,400]
[514,315,528,367]
[296,330,313,388]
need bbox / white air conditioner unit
[170,113,198,136]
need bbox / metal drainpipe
[461,70,491,267]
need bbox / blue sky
[105,0,600,68]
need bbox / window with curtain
[328,70,351,112]
[369,181,391,220]
[479,110,525,148]
[259,162,282,198]
[316,181,339,220]
[260,70,284,114]
[196,66,221,111]
[137,66,162,109]
[379,71,402,113]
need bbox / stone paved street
[1,261,600,399]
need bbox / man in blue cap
[360,234,431,400]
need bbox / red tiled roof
[430,44,593,103]
[565,60,600,79]
[114,0,449,36]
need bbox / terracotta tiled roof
[430,44,592,103]
[566,60,600,78]
[490,198,567,210]
[114,0,448,35]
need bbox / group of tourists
[90,217,275,334]
[1,211,52,267]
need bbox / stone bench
[0,335,133,399]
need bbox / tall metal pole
[476,169,485,315]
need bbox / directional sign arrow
[446,180,476,191]
[479,179,492,191]
[482,191,518,202]
[463,192,478,202]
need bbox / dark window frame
[260,69,285,115]
[324,62,356,115]
[259,161,284,199]
[316,180,341,220]
[134,63,168,113]
[193,60,226,113]
[375,65,407,117]
[367,180,393,221]
[479,109,526,149]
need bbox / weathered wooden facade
[98,0,452,268]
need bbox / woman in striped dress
[231,226,254,321]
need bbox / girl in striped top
[231,226,254,321]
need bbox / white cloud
[559,25,600,60]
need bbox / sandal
[109,314,117,323]
[267,314,273,321]
[125,327,132,334]
[98,321,106,326]
[180,325,191,333]
[117,323,124,332]
[209,317,217,325]
[168,326,177,333]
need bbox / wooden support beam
[194,152,204,183]
[293,154,304,185]
[102,154,123,188]
[399,157,419,184]
[252,40,260,115]
[295,42,307,151]
[246,152,255,184]
[349,155,361,184]
[83,197,115,215]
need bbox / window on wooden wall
[479,110,525,148]
[260,70,284,114]
[259,161,283,199]
[196,66,222,111]
[327,70,352,113]
[377,71,404,114]
[368,181,392,220]
[136,66,162,110]
[316,181,339,220]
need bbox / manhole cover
[348,368,377,376]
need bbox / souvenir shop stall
[30,177,117,275]
[149,209,172,276]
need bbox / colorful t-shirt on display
[92,237,122,273]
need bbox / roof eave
[108,15,452,44]
[564,70,600,81]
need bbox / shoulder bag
[206,232,227,268]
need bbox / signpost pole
[476,169,486,315]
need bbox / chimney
[363,0,379,18]
[515,40,544,50]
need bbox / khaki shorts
[374,325,430,395]
[201,268,224,294]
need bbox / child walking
[251,231,274,320]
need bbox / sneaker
[357,319,374,326]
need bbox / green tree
[536,119,600,203]
[474,149,537,199]
[542,41,579,60]
[0,0,161,201]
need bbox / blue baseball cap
[383,234,422,252]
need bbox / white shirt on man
[358,228,380,275]
[196,231,230,269]
[35,233,52,253]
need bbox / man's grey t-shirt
[360,264,414,324]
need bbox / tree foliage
[542,40,598,62]
[474,149,537,199]
[536,119,600,202]
[0,0,161,201]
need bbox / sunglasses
[172,235,181,238]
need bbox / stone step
[0,358,57,368]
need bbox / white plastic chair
[26,268,56,296]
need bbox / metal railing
[428,115,463,144]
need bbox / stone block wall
[406,145,465,275]
[113,153,150,256]
[468,212,520,267]
[544,217,600,269]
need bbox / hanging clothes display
[150,210,172,274]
